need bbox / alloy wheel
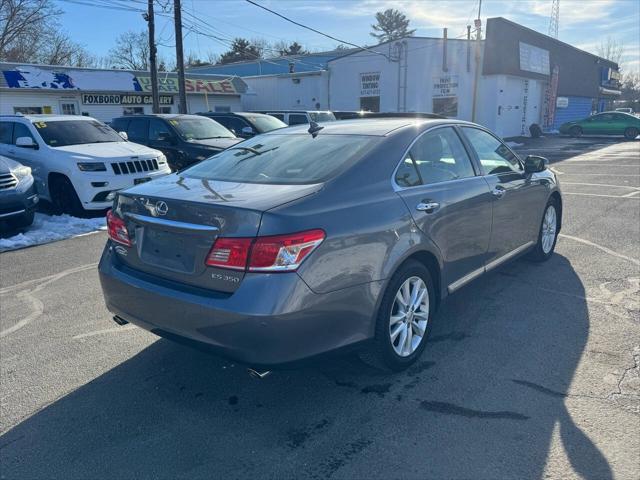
[389,276,429,357]
[541,205,557,254]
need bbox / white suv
[0,115,171,215]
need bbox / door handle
[416,201,440,213]
[492,186,506,199]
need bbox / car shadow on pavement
[0,255,612,479]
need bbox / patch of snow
[0,213,106,252]
[506,141,525,148]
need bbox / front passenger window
[12,123,35,144]
[462,127,521,175]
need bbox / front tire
[624,127,639,140]
[569,126,583,138]
[361,260,435,371]
[50,176,85,217]
[528,198,559,262]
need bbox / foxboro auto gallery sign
[82,94,174,105]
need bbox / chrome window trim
[391,124,479,192]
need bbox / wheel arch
[549,191,563,232]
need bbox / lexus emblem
[141,198,168,217]
[154,201,168,216]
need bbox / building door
[360,96,380,112]
[59,100,79,115]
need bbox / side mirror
[524,155,548,174]
[118,131,128,141]
[241,126,255,137]
[16,137,37,149]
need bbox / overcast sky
[54,0,639,74]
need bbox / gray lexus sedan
[99,118,561,371]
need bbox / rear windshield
[309,112,336,122]
[182,133,377,185]
[34,120,123,147]
[246,115,287,133]
[169,117,235,140]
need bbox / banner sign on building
[432,75,458,97]
[519,42,550,75]
[2,66,242,95]
[82,94,174,105]
[136,76,237,94]
[360,72,380,97]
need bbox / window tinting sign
[432,75,458,97]
[360,72,380,97]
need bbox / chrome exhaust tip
[247,368,271,379]
[112,315,129,326]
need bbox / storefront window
[14,107,43,114]
[433,97,458,117]
[123,107,144,115]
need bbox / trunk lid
[113,174,321,292]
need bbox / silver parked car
[99,118,562,371]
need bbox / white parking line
[562,192,640,199]
[73,325,136,339]
[558,173,640,177]
[560,182,640,190]
[559,234,640,266]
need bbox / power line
[244,0,389,60]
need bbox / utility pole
[173,0,187,114]
[146,0,160,113]
[471,0,482,122]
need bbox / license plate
[134,177,152,185]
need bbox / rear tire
[528,198,559,262]
[569,126,582,138]
[360,260,435,371]
[50,176,84,217]
[624,127,639,140]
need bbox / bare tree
[1,0,95,66]
[108,30,150,70]
[596,36,624,66]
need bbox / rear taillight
[106,210,131,247]
[205,229,325,272]
[205,237,252,270]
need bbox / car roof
[202,112,271,118]
[266,118,470,136]
[0,114,97,122]
[114,114,203,120]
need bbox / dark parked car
[198,112,287,138]
[0,155,38,230]
[252,110,336,125]
[99,118,562,371]
[111,114,241,171]
[559,111,640,139]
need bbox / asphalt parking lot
[1,136,638,479]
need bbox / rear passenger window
[288,114,308,125]
[396,127,475,187]
[0,122,13,144]
[127,118,149,143]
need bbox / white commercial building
[239,17,620,138]
[0,62,248,123]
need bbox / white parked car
[0,115,171,215]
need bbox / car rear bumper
[98,242,381,366]
[75,168,170,210]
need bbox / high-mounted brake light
[205,229,325,272]
[106,209,131,247]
